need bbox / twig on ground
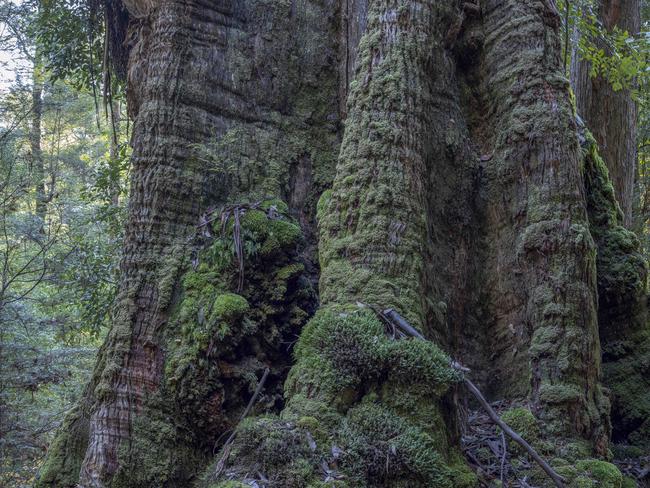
[459,373,565,488]
[500,431,507,484]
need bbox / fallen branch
[212,367,270,479]
[461,375,565,488]
[376,307,566,488]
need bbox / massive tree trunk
[571,0,640,229]
[571,0,650,451]
[38,0,649,487]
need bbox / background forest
[0,0,648,486]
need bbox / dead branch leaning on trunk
[376,307,566,488]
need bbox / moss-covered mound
[202,308,475,488]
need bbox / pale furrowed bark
[78,2,208,485]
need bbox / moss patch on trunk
[582,127,650,449]
[106,200,317,486]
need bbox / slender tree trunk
[109,99,121,206]
[571,0,640,228]
[31,59,46,223]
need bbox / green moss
[207,303,470,487]
[286,308,459,405]
[212,293,249,320]
[34,406,89,488]
[338,401,465,487]
[316,189,332,221]
[562,440,593,461]
[538,383,583,404]
[621,477,637,488]
[500,407,542,455]
[111,402,206,488]
[239,209,303,256]
[575,460,623,488]
[383,338,461,389]
[582,127,650,448]
[204,416,320,488]
[286,308,387,401]
[259,198,289,215]
[283,394,342,431]
[447,454,479,488]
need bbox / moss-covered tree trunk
[38,0,649,487]
[571,0,649,452]
[76,2,214,484]
[37,0,340,486]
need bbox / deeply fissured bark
[38,0,648,486]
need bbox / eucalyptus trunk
[37,0,649,487]
[571,0,640,229]
[571,0,650,450]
